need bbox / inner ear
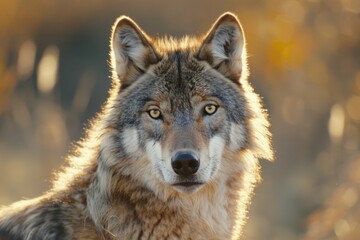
[110,16,160,89]
[197,12,246,83]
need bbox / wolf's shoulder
[0,197,82,240]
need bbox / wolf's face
[107,13,257,194]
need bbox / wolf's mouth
[172,182,203,187]
[171,182,204,193]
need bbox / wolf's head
[102,12,273,195]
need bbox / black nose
[171,151,200,177]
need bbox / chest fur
[104,186,234,240]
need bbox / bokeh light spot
[37,46,59,94]
[334,219,351,239]
[342,187,358,208]
[17,40,36,80]
[328,104,345,143]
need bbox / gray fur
[0,12,273,240]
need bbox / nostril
[172,160,183,170]
[171,151,200,177]
[188,160,199,169]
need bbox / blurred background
[0,0,359,239]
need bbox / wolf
[0,12,273,239]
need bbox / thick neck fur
[85,146,258,239]
[89,135,258,239]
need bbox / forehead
[150,52,230,100]
[124,51,244,108]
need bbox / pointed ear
[197,12,246,83]
[110,16,160,88]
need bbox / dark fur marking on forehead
[175,51,182,86]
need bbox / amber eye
[204,104,217,115]
[148,109,162,119]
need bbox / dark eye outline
[148,108,163,120]
[204,104,218,115]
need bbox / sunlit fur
[0,12,273,240]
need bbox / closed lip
[172,182,203,187]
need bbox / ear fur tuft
[110,16,159,88]
[197,12,246,83]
